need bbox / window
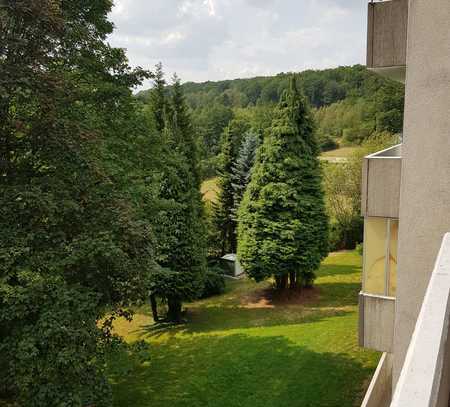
[362,217,398,297]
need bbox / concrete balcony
[390,233,450,407]
[359,292,395,352]
[367,0,408,82]
[361,144,402,219]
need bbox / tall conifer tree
[238,77,329,290]
[231,130,260,219]
[150,62,166,133]
[151,73,207,322]
[214,126,237,255]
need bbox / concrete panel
[390,234,450,407]
[362,147,402,218]
[360,292,396,352]
[393,0,450,385]
[366,158,401,218]
[361,352,393,407]
[367,0,408,69]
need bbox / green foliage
[231,130,261,218]
[200,268,226,298]
[323,132,400,251]
[150,72,207,322]
[0,1,154,404]
[1,276,111,407]
[214,126,238,255]
[356,243,364,256]
[149,62,167,133]
[138,65,404,180]
[238,77,329,289]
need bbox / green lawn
[107,251,379,407]
[321,146,361,159]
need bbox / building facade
[360,0,450,405]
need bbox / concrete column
[393,0,450,384]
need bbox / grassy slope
[108,251,379,407]
[321,146,361,159]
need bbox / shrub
[201,268,226,298]
[318,135,339,152]
[356,243,364,256]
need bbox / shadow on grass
[108,333,374,407]
[124,278,361,339]
[316,263,361,279]
[135,306,352,338]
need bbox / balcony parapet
[367,0,408,82]
[360,292,396,352]
[390,233,450,407]
[361,144,402,219]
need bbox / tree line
[138,65,404,178]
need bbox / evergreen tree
[237,77,329,290]
[150,73,207,323]
[214,125,237,255]
[231,130,260,219]
[150,62,166,133]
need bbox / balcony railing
[390,233,450,407]
[367,0,408,82]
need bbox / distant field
[201,177,219,203]
[321,146,361,159]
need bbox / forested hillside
[138,65,404,178]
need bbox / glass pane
[388,220,399,296]
[363,217,387,295]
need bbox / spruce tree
[214,125,237,255]
[150,62,166,133]
[231,130,260,220]
[237,77,329,290]
[151,73,207,322]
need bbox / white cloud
[205,0,216,16]
[108,0,367,89]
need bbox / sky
[108,0,367,89]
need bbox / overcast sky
[108,0,367,89]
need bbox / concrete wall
[360,293,396,352]
[361,353,393,407]
[393,0,450,384]
[361,152,401,218]
[367,0,408,69]
[390,235,450,407]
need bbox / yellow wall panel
[364,218,388,295]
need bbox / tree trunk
[150,293,159,322]
[166,296,182,323]
[275,274,288,290]
[289,271,297,290]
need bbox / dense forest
[138,65,404,178]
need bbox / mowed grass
[107,251,379,407]
[201,177,219,203]
[320,146,361,161]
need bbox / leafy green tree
[150,74,207,323]
[238,77,329,290]
[324,132,399,250]
[231,130,260,219]
[0,1,153,405]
